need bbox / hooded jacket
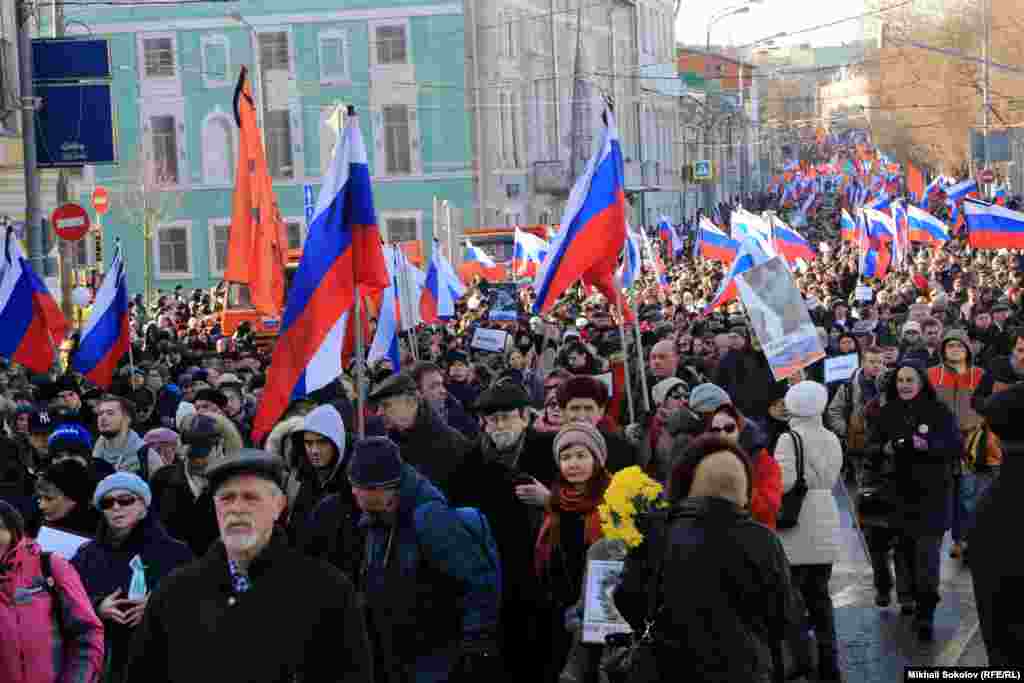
[927,330,984,433]
[285,404,348,542]
[360,463,499,679]
[93,429,147,474]
[0,537,105,683]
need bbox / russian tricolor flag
[696,218,739,265]
[772,218,816,264]
[946,178,979,203]
[658,216,684,260]
[840,209,857,241]
[0,227,69,374]
[513,228,549,278]
[72,241,129,388]
[420,241,465,323]
[253,110,385,442]
[906,204,950,244]
[703,237,772,314]
[533,110,627,314]
[465,238,495,267]
[369,246,416,372]
[859,209,893,279]
[965,198,1024,250]
[617,226,641,290]
[638,228,669,289]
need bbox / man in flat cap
[129,449,372,683]
[368,373,469,497]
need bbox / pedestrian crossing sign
[693,160,713,181]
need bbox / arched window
[202,112,234,185]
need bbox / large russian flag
[906,204,950,243]
[696,219,739,264]
[840,209,857,241]
[0,228,69,374]
[703,237,772,314]
[772,219,816,263]
[72,242,129,388]
[253,111,376,442]
[533,110,627,313]
[964,198,1024,249]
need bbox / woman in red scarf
[535,421,610,682]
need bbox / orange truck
[219,247,302,341]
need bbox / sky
[675,0,868,49]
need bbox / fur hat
[557,375,610,408]
[784,381,828,418]
[552,421,607,468]
[39,461,95,508]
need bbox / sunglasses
[708,424,738,435]
[99,495,138,511]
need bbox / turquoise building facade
[66,0,473,294]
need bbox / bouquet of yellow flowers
[598,466,669,548]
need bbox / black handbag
[776,430,808,530]
[601,549,665,683]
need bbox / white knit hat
[784,381,828,418]
[651,377,687,407]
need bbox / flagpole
[348,105,367,439]
[632,317,650,414]
[616,299,636,426]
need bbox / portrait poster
[582,560,632,644]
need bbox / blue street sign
[32,39,111,82]
[303,184,315,224]
[35,83,117,167]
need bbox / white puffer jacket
[774,413,844,566]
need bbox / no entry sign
[92,186,110,215]
[51,203,90,241]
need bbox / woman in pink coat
[0,500,104,683]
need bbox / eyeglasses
[666,389,689,403]
[99,495,138,511]
[708,424,738,435]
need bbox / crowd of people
[1,185,1023,683]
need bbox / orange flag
[224,67,289,318]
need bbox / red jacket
[751,447,783,530]
[0,538,104,683]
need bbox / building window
[382,105,411,175]
[151,115,179,185]
[143,37,175,78]
[202,114,234,185]
[259,31,291,71]
[157,224,191,276]
[286,220,304,250]
[319,31,349,83]
[375,25,407,65]
[384,217,417,243]
[510,92,521,168]
[502,11,519,59]
[210,221,229,274]
[201,35,230,87]
[496,93,506,167]
[265,110,294,179]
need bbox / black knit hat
[39,460,95,507]
[476,380,530,415]
[347,437,403,489]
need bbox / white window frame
[379,210,422,244]
[318,29,351,86]
[200,34,231,89]
[154,220,194,280]
[283,215,307,251]
[140,32,178,80]
[144,110,186,187]
[379,104,413,176]
[255,27,295,75]
[207,217,230,277]
[370,19,411,67]
[501,11,519,59]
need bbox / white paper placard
[470,327,508,353]
[36,526,90,560]
[855,285,873,302]
[824,353,859,384]
[582,560,632,644]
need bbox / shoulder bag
[776,430,808,530]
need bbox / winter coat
[301,484,365,584]
[360,464,500,681]
[927,364,984,433]
[973,354,1024,409]
[614,498,804,683]
[389,402,470,497]
[774,415,843,566]
[440,394,479,441]
[969,386,1024,667]
[127,528,373,683]
[864,394,962,536]
[285,404,348,542]
[149,461,219,557]
[714,349,777,421]
[445,380,480,415]
[92,430,147,474]
[0,538,105,683]
[71,513,193,683]
[825,369,880,443]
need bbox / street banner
[736,256,825,381]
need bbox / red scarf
[534,478,607,576]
